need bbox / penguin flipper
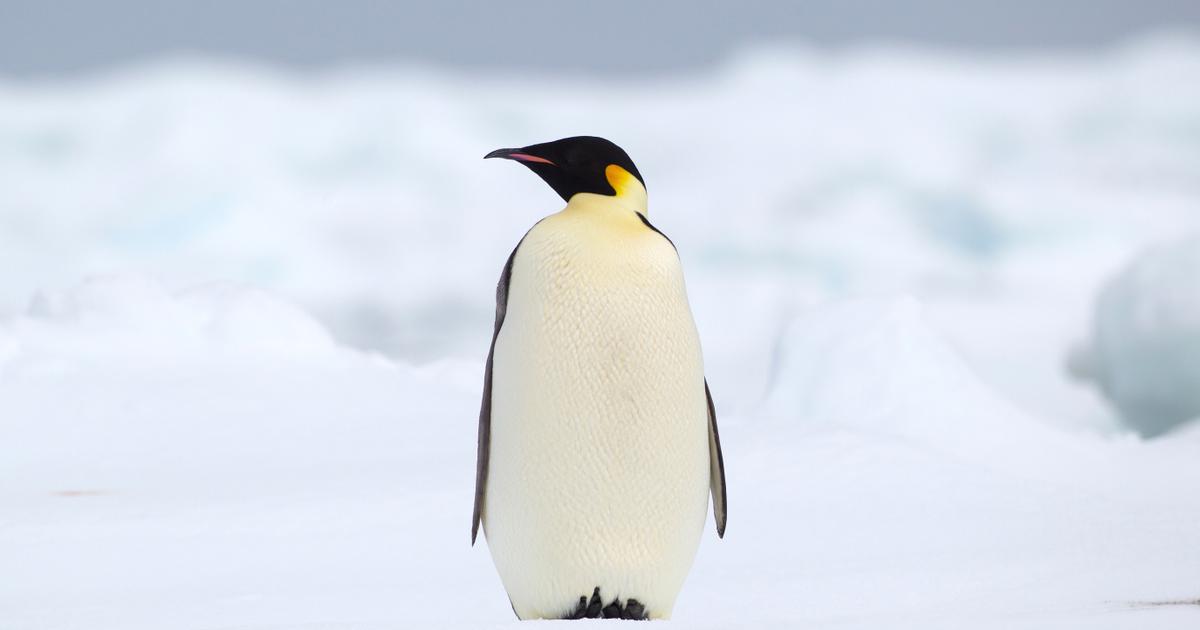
[472,241,522,545]
[705,380,728,538]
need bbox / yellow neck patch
[605,164,637,197]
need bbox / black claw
[567,595,587,619]
[585,587,603,618]
[562,589,649,620]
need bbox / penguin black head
[484,136,645,203]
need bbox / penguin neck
[564,180,648,217]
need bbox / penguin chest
[485,212,710,619]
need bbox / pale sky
[2,0,1199,77]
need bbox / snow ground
[2,282,1198,629]
[2,34,1200,629]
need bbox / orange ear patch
[605,164,636,196]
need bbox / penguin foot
[564,587,648,620]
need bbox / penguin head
[485,136,645,204]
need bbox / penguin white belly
[484,203,710,620]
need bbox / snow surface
[3,34,1200,629]
[1070,235,1200,436]
[2,280,1199,629]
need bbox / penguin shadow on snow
[1119,597,1200,610]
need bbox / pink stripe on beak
[507,153,556,166]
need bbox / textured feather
[642,212,727,537]
[476,203,725,618]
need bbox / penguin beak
[484,148,557,166]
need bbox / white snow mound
[4,275,344,371]
[762,298,1080,470]
[1069,235,1200,437]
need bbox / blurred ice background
[2,2,1200,628]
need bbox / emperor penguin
[473,136,727,620]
